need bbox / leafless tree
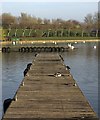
[2,13,16,28]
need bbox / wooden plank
[2,53,98,120]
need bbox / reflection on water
[1,42,99,119]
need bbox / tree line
[0,12,100,38]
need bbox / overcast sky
[1,1,98,22]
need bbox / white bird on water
[68,43,75,49]
[71,46,74,49]
[55,42,57,45]
[93,45,96,49]
[43,41,45,43]
[68,43,72,48]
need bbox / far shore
[1,39,100,45]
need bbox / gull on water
[93,45,96,49]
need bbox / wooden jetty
[2,53,98,120]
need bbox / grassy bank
[18,37,99,41]
[21,39,99,43]
[1,39,100,47]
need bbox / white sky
[1,0,100,2]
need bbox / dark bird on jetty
[66,65,71,70]
[35,54,37,57]
[23,63,32,76]
[24,68,29,76]
[3,98,12,113]
[27,63,32,69]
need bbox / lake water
[1,42,99,119]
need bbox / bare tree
[2,13,16,28]
[43,18,50,25]
[37,17,43,24]
[18,13,37,29]
[84,13,94,31]
[84,13,98,36]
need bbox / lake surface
[1,42,99,119]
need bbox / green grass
[19,36,99,41]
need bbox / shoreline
[1,39,100,45]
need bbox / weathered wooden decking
[2,53,98,120]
